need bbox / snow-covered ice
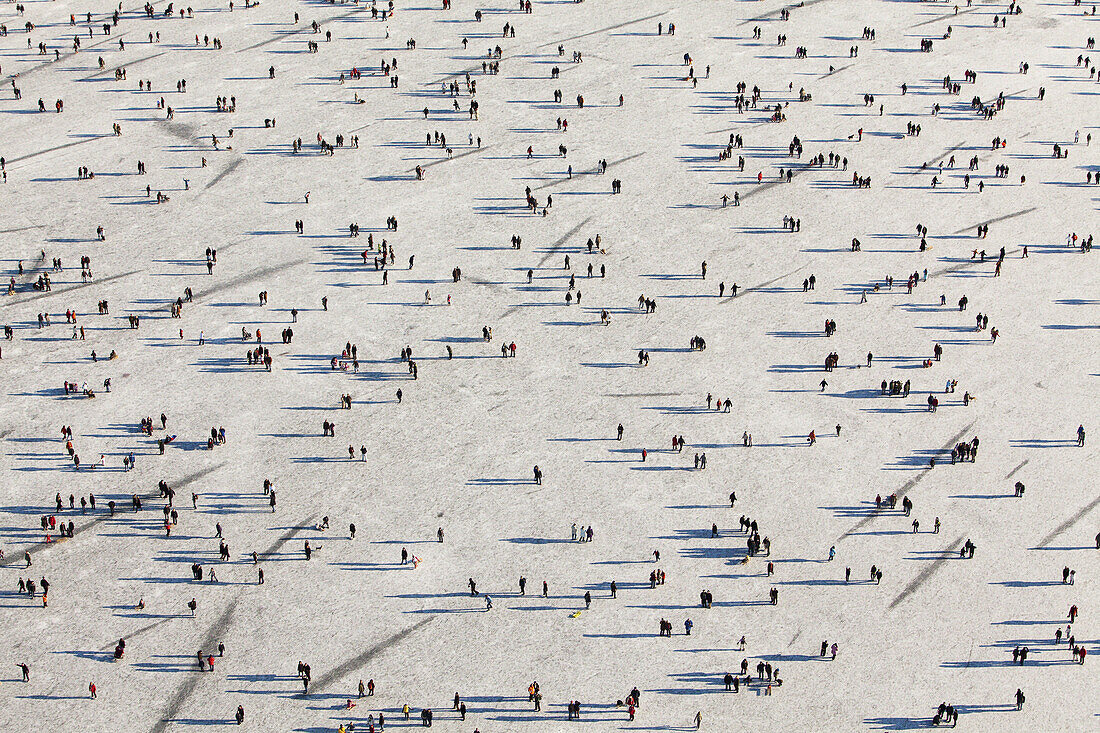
[0,0,1098,729]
